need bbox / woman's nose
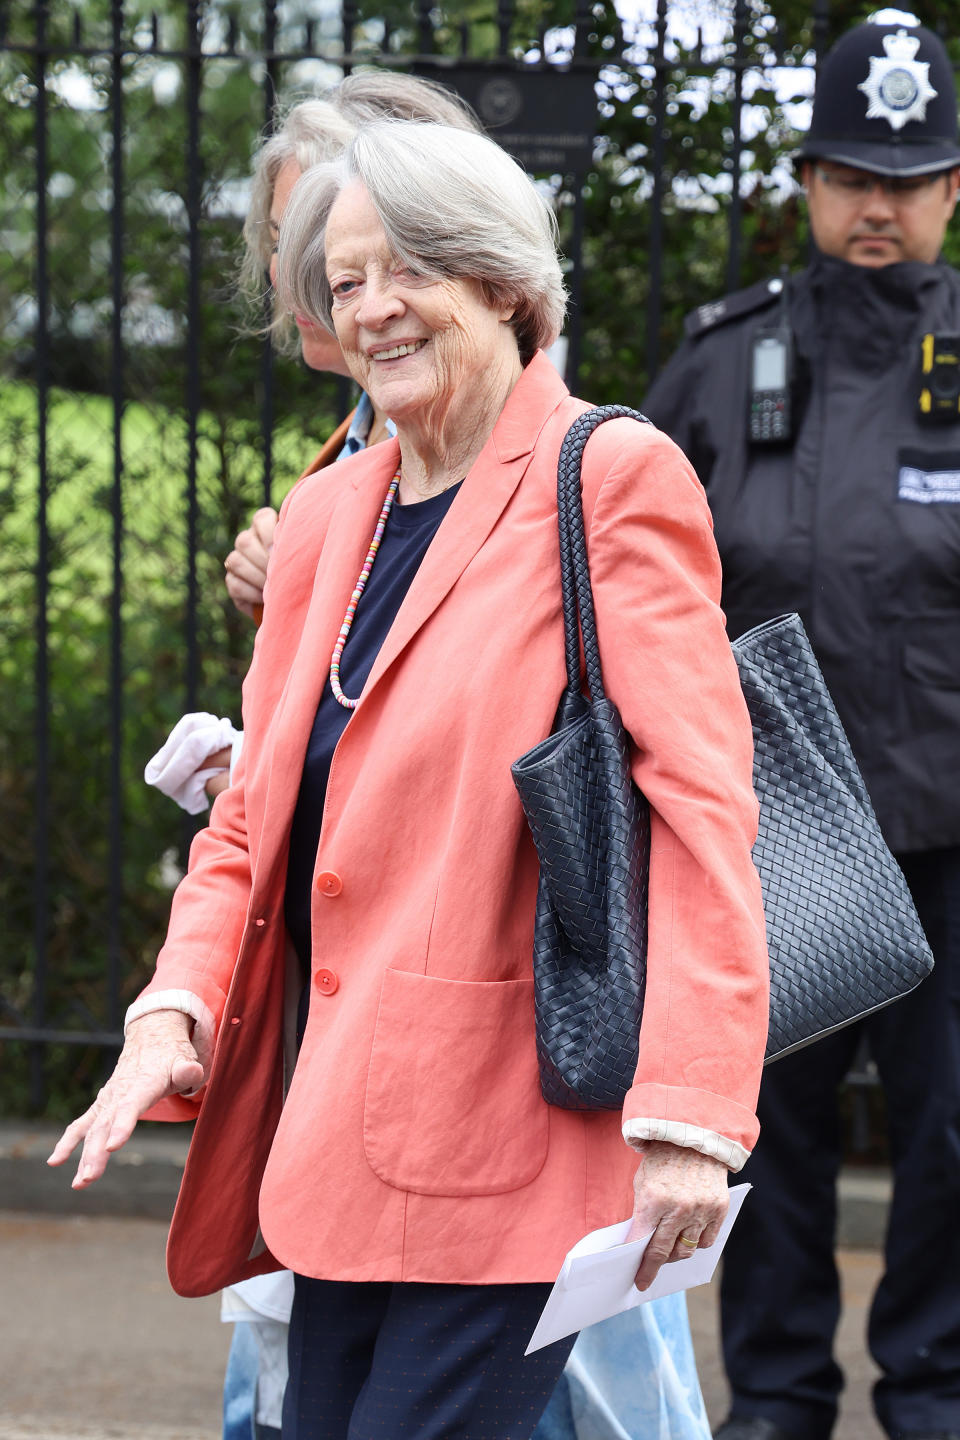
[356,275,403,329]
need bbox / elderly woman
[52,120,768,1438]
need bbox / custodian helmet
[797,22,960,177]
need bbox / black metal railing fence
[2,0,947,1124]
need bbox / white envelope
[525,1183,750,1354]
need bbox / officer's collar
[808,248,946,307]
[805,250,948,363]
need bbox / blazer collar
[336,350,569,483]
[493,350,570,461]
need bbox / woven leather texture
[734,613,933,1060]
[512,406,934,1111]
[512,406,652,1109]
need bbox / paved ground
[689,1244,885,1440]
[0,1212,228,1440]
[0,1123,888,1439]
[0,1208,886,1440]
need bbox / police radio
[749,324,792,443]
[918,332,960,422]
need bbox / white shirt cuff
[124,989,217,1074]
[621,1117,750,1172]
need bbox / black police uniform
[644,253,960,1439]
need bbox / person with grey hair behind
[53,119,769,1439]
[228,67,481,623]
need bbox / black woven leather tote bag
[512,405,934,1110]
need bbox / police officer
[644,21,960,1440]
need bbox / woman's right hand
[225,506,279,620]
[47,1011,206,1189]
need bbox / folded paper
[526,1184,750,1354]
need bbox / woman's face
[270,159,352,376]
[323,182,519,425]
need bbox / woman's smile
[368,339,428,362]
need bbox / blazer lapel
[252,413,357,627]
[255,442,403,847]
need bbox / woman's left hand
[626,1139,730,1290]
[202,745,233,800]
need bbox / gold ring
[678,1234,698,1250]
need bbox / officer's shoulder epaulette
[683,275,786,339]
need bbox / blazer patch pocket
[363,969,549,1197]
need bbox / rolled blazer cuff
[621,1116,749,1172]
[123,984,217,1065]
[622,1081,760,1172]
[124,988,216,1093]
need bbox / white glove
[144,712,241,814]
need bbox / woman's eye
[330,279,358,300]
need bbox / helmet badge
[858,28,938,132]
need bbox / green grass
[1,379,314,597]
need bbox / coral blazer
[141,353,768,1298]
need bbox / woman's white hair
[277,121,567,363]
[240,71,479,350]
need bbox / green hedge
[0,378,338,1115]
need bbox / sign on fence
[416,64,598,174]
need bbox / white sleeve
[123,989,217,1072]
[622,1117,749,1172]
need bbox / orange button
[316,968,339,995]
[316,871,342,897]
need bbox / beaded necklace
[329,465,402,709]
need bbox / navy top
[284,481,461,972]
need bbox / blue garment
[222,1321,281,1440]
[535,1298,711,1440]
[223,1321,257,1440]
[339,391,396,457]
[283,481,460,971]
[283,1276,575,1439]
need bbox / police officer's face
[802,160,960,268]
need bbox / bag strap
[557,405,652,704]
